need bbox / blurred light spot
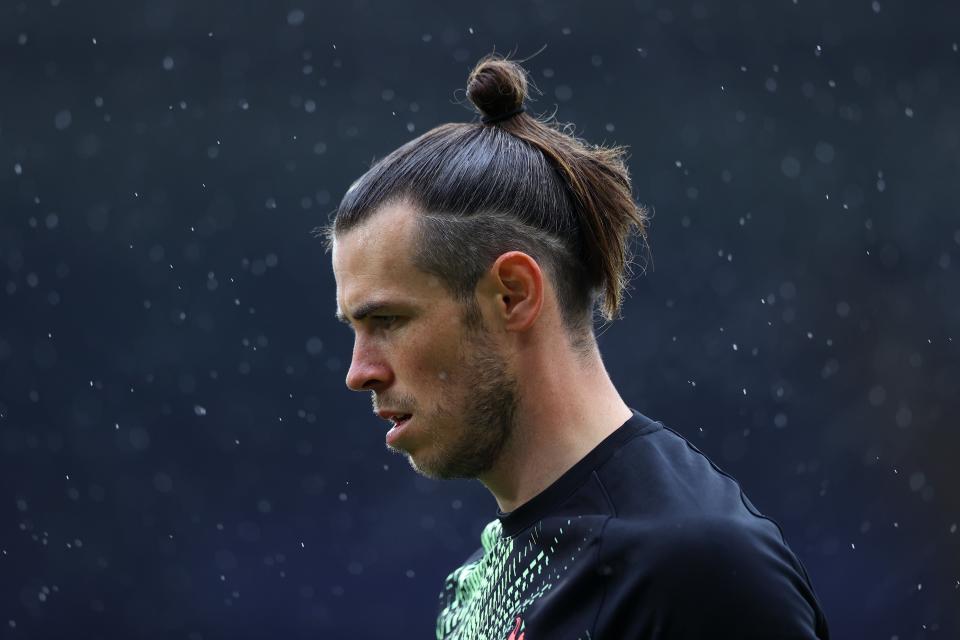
[306,337,324,356]
[780,155,801,178]
[153,472,173,493]
[54,110,72,130]
[287,9,305,26]
[814,141,835,164]
[895,403,912,428]
[909,472,926,491]
[128,427,150,450]
[868,385,886,406]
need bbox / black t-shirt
[436,409,830,639]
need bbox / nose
[345,336,393,392]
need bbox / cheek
[402,329,463,387]
[420,353,456,385]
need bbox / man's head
[332,201,531,478]
[323,54,648,478]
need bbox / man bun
[466,55,528,123]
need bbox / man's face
[331,202,519,479]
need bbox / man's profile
[321,54,829,639]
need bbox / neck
[477,338,633,513]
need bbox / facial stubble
[401,319,520,481]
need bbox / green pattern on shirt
[436,517,594,640]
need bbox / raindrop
[780,156,801,178]
[153,472,173,493]
[814,141,835,164]
[54,110,72,130]
[895,403,912,428]
[306,337,324,356]
[908,472,925,491]
[287,9,305,26]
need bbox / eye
[372,315,399,327]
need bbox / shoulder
[593,515,826,638]
[598,513,789,578]
[596,421,752,518]
[599,514,810,599]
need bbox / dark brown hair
[320,54,649,354]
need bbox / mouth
[390,413,412,427]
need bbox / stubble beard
[409,321,520,481]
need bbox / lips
[385,414,413,447]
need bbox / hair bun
[467,55,528,122]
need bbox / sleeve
[593,516,829,639]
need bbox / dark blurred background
[1,0,958,638]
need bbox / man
[324,55,830,639]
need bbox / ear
[488,251,544,333]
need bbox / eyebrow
[335,300,397,325]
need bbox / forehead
[331,202,442,311]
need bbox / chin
[402,449,457,480]
[405,455,442,480]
